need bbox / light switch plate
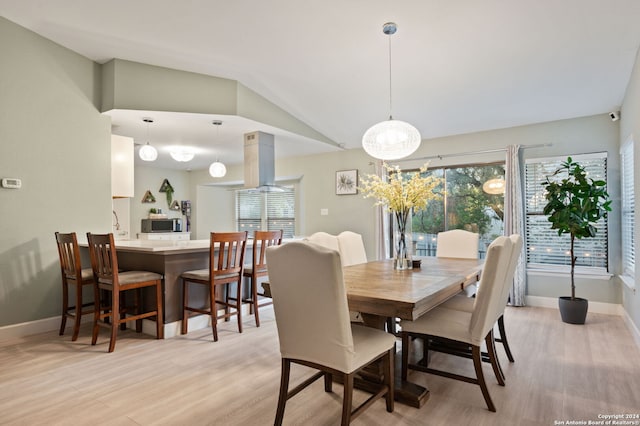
[320,208,329,216]
[1,178,21,189]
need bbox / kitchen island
[82,238,256,337]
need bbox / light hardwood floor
[1,306,639,425]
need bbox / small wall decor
[159,178,175,205]
[336,169,358,195]
[142,190,156,203]
[169,200,181,211]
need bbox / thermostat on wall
[1,178,22,189]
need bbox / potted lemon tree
[542,157,611,324]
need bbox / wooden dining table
[342,256,483,408]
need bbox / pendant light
[209,121,227,178]
[139,117,158,161]
[483,177,506,194]
[169,147,195,162]
[362,22,421,160]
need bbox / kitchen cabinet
[111,134,134,198]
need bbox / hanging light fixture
[362,22,421,161]
[169,147,195,162]
[139,117,158,161]
[483,177,506,194]
[209,120,227,178]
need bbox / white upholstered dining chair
[437,229,480,297]
[436,229,479,259]
[337,231,367,266]
[440,234,522,365]
[305,231,340,253]
[266,241,395,425]
[400,235,515,412]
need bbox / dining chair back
[243,229,283,327]
[337,231,367,266]
[86,233,163,352]
[436,229,479,259]
[55,232,95,341]
[181,231,248,341]
[306,231,340,253]
[266,241,395,425]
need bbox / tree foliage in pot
[542,157,611,324]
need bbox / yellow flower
[359,163,442,218]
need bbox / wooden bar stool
[86,233,164,353]
[55,232,95,341]
[181,231,248,341]
[242,229,282,327]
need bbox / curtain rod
[395,143,552,163]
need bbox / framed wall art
[336,169,358,195]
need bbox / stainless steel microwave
[141,218,182,233]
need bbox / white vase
[393,209,413,270]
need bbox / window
[621,138,635,278]
[236,188,295,238]
[408,163,505,258]
[524,153,608,271]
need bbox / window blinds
[524,153,608,271]
[621,140,635,277]
[236,188,295,238]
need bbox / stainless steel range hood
[243,131,284,192]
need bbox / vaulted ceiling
[2,0,639,169]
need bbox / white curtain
[373,160,390,260]
[505,145,526,306]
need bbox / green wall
[0,17,112,326]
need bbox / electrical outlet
[320,208,329,216]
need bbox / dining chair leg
[71,283,83,341]
[472,345,496,412]
[224,284,230,322]
[497,315,515,362]
[108,291,119,353]
[209,283,218,342]
[401,332,410,381]
[60,282,69,336]
[181,280,189,335]
[274,359,291,426]
[135,288,143,333]
[341,373,354,426]
[252,278,260,327]
[324,372,333,392]
[485,331,505,385]
[155,280,163,339]
[236,282,243,334]
[91,290,101,346]
[383,347,394,412]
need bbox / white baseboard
[525,295,624,315]
[622,309,640,350]
[0,305,254,342]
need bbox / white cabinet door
[111,134,134,198]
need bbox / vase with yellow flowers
[360,163,441,270]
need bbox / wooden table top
[343,257,483,321]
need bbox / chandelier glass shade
[139,143,158,161]
[362,119,421,160]
[362,22,421,160]
[169,148,195,162]
[209,161,227,178]
[482,177,506,194]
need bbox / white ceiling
[2,0,640,170]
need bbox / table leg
[360,313,429,408]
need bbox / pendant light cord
[388,33,393,121]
